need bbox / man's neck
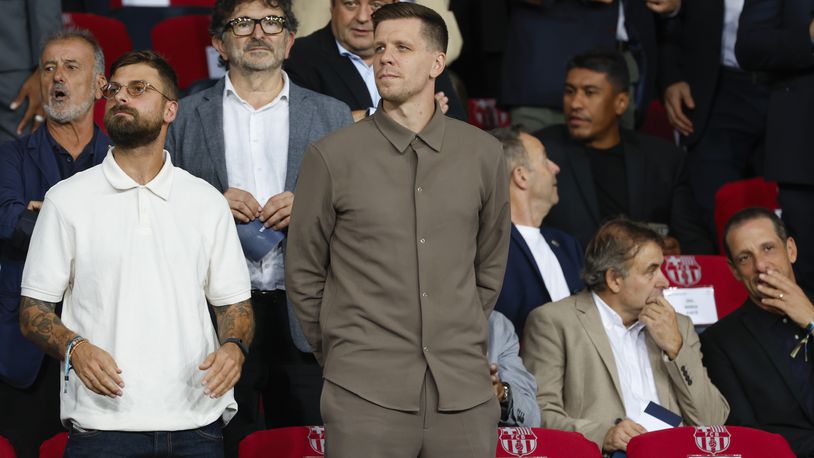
[585,125,622,150]
[510,194,549,228]
[381,93,436,134]
[46,112,95,159]
[112,138,166,185]
[597,291,638,327]
[228,68,285,109]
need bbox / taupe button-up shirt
[286,104,510,411]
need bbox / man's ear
[95,73,107,100]
[614,91,629,116]
[164,100,178,124]
[786,237,798,264]
[511,166,528,190]
[212,36,228,63]
[429,52,446,79]
[605,269,623,294]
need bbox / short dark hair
[566,49,630,94]
[372,2,448,53]
[109,50,179,101]
[210,0,298,36]
[41,29,106,77]
[722,207,788,262]
[582,218,665,292]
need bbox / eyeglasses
[226,15,286,37]
[101,80,175,101]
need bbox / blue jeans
[63,421,224,457]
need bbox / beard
[104,104,163,149]
[229,38,285,72]
[43,84,96,124]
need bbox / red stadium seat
[150,15,213,90]
[714,177,779,254]
[239,426,325,457]
[627,425,795,458]
[63,13,133,75]
[0,436,16,458]
[39,432,68,458]
[639,99,676,142]
[662,255,748,321]
[496,427,602,458]
[468,98,510,130]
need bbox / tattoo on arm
[213,299,254,347]
[19,296,76,360]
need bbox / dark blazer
[166,78,353,352]
[495,224,584,336]
[285,24,467,121]
[701,300,814,457]
[0,126,108,388]
[539,124,714,254]
[659,0,727,146]
[500,0,660,116]
[736,0,814,185]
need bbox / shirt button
[421,292,428,298]
[419,238,426,244]
[416,186,423,192]
[423,346,429,353]
[795,334,800,340]
[783,318,789,324]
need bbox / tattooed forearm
[214,299,254,347]
[19,296,77,360]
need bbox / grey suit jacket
[166,77,352,351]
[489,311,540,427]
[521,290,729,449]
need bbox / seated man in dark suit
[284,0,465,121]
[490,127,584,337]
[540,49,713,255]
[701,207,814,457]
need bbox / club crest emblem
[693,426,731,455]
[664,256,703,287]
[499,427,538,457]
[307,426,325,455]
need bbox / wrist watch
[223,337,249,357]
[499,382,511,405]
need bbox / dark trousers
[222,290,323,457]
[63,421,223,458]
[686,67,770,242]
[779,184,814,297]
[0,356,64,458]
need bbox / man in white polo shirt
[19,50,253,457]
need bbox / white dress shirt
[222,72,289,291]
[722,0,745,68]
[515,225,571,302]
[593,292,661,421]
[336,40,380,111]
[616,1,630,43]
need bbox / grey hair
[490,126,531,177]
[41,28,106,77]
[582,218,665,292]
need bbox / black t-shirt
[587,143,628,221]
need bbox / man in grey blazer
[522,219,729,455]
[165,0,352,454]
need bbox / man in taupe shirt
[285,3,510,457]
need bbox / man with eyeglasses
[285,0,465,122]
[20,50,253,457]
[166,1,352,454]
[0,29,108,458]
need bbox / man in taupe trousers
[522,219,729,455]
[285,3,509,457]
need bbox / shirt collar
[223,71,290,110]
[372,100,446,154]
[102,147,174,200]
[44,124,101,157]
[335,39,368,65]
[593,291,646,335]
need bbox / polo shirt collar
[102,146,174,200]
[372,100,446,154]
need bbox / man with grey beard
[0,29,108,458]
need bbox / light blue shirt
[336,40,380,112]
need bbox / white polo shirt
[21,149,251,432]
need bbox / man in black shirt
[701,207,814,457]
[538,49,712,254]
